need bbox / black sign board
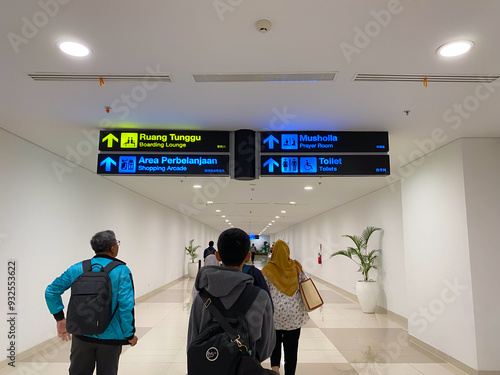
[261,131,389,153]
[260,155,390,176]
[99,130,230,153]
[97,153,230,176]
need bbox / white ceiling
[2,0,500,234]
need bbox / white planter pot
[356,281,379,313]
[187,262,199,278]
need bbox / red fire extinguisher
[318,244,322,265]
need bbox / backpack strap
[244,265,255,278]
[103,260,123,274]
[83,259,124,273]
[102,261,125,318]
[82,259,93,272]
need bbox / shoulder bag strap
[200,285,260,353]
[229,284,260,316]
[199,289,240,341]
[294,261,300,280]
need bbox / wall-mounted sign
[97,154,230,176]
[260,155,390,176]
[99,130,230,153]
[260,131,389,153]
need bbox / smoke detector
[256,19,272,33]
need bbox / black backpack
[188,284,271,375]
[66,259,122,335]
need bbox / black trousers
[270,328,301,375]
[69,336,122,375]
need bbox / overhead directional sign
[261,131,389,153]
[97,154,230,176]
[260,155,390,176]
[99,130,230,153]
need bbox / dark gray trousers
[69,336,122,375]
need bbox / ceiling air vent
[193,72,337,83]
[354,73,500,83]
[27,73,172,82]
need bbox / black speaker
[233,129,256,180]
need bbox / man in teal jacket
[45,230,137,375]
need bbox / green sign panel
[99,130,230,153]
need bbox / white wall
[273,182,407,318]
[0,128,219,353]
[401,140,478,369]
[461,139,500,371]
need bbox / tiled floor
[0,258,468,375]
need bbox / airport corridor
[0,257,466,375]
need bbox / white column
[402,138,500,371]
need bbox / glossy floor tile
[0,257,468,375]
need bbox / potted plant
[185,239,201,278]
[330,226,382,313]
[260,241,270,255]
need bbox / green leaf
[330,226,382,280]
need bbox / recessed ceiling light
[58,41,91,57]
[216,209,221,212]
[272,220,275,223]
[290,201,296,205]
[304,186,313,190]
[275,216,280,218]
[281,210,286,213]
[221,215,226,218]
[193,185,202,188]
[437,40,474,57]
[207,201,213,205]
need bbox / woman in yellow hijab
[262,240,309,375]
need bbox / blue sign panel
[260,155,390,176]
[261,131,389,153]
[97,154,230,176]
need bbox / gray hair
[90,230,116,253]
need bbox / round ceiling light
[437,40,474,57]
[58,41,91,57]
